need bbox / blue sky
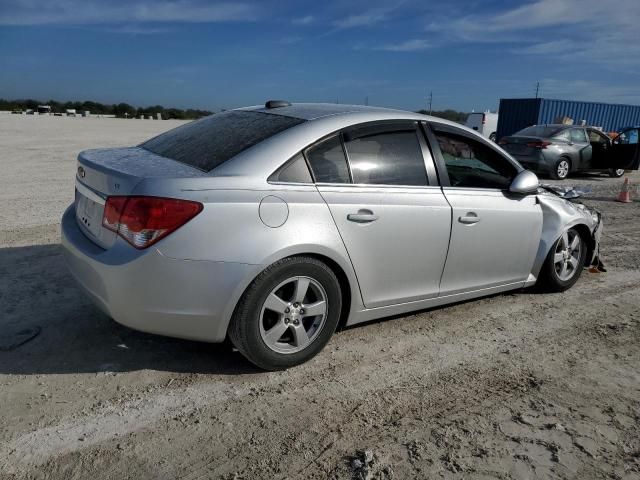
[1,0,639,112]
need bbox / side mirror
[509,170,539,194]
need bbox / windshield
[515,126,563,138]
[141,111,305,171]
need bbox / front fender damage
[530,191,604,280]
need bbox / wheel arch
[221,246,362,339]
[572,223,595,266]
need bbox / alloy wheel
[259,276,328,354]
[553,230,582,281]
[557,160,569,179]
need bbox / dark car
[500,125,640,180]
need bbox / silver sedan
[62,102,604,370]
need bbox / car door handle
[347,209,379,223]
[458,213,480,224]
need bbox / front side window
[434,130,517,189]
[305,135,351,183]
[141,111,305,171]
[588,129,609,144]
[343,128,428,186]
[569,128,588,143]
[615,128,639,145]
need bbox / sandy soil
[0,114,638,480]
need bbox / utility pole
[428,91,433,115]
[535,81,540,99]
[365,96,369,106]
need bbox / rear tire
[489,132,497,142]
[550,158,570,180]
[228,256,342,371]
[608,168,625,178]
[537,228,587,292]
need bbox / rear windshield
[515,126,563,138]
[141,110,305,171]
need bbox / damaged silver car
[62,102,605,370]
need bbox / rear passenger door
[308,122,452,309]
[569,128,592,170]
[426,123,542,295]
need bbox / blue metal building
[496,98,640,140]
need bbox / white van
[465,111,498,141]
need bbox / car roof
[210,102,522,184]
[238,102,414,121]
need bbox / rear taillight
[102,196,203,249]
[498,138,509,145]
[482,113,486,125]
[526,141,552,149]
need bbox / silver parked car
[62,102,607,370]
[500,124,640,180]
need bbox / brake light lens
[526,141,552,149]
[482,113,486,125]
[498,138,509,145]
[102,196,203,249]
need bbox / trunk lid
[501,136,549,156]
[74,147,205,249]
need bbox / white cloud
[332,8,390,28]
[0,0,257,25]
[427,0,640,68]
[378,39,430,52]
[292,15,314,26]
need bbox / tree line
[1,98,469,123]
[416,109,469,124]
[0,98,213,120]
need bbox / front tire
[550,158,570,180]
[228,257,342,371]
[537,228,587,292]
[608,168,625,178]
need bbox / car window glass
[516,126,561,137]
[570,129,588,143]
[434,130,517,189]
[588,130,608,143]
[141,111,305,171]
[343,129,428,186]
[615,129,639,145]
[552,130,571,141]
[305,135,350,183]
[270,153,312,183]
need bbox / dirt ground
[0,114,638,480]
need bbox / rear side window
[141,111,305,171]
[552,130,571,141]
[269,154,313,183]
[344,129,428,186]
[570,129,588,143]
[305,135,351,183]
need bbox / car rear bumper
[60,205,258,343]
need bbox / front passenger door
[609,128,640,170]
[426,123,542,296]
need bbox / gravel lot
[0,114,638,480]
